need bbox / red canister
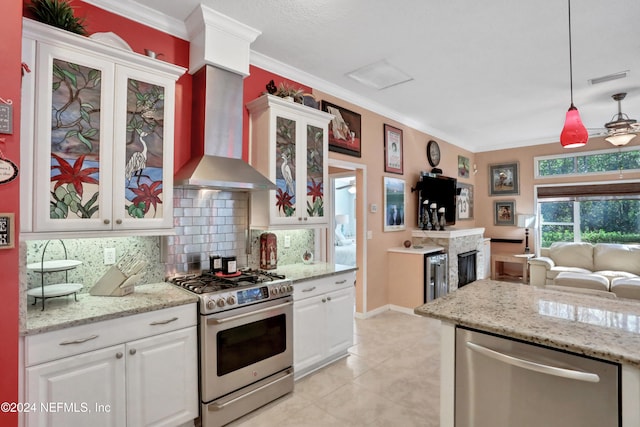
[260,232,277,270]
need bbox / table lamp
[335,214,349,234]
[517,214,536,254]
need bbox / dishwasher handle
[465,341,600,383]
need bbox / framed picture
[489,162,519,196]
[0,213,15,249]
[494,200,516,226]
[458,155,470,178]
[383,177,405,232]
[321,100,362,157]
[456,182,474,220]
[383,124,403,174]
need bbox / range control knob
[279,285,288,294]
[271,287,279,296]
[227,295,236,305]
[216,298,225,308]
[286,284,293,292]
[206,299,215,310]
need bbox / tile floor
[229,310,442,427]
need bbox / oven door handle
[206,300,292,325]
[208,369,293,411]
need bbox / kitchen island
[415,279,640,426]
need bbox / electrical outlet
[284,235,291,248]
[367,230,373,240]
[370,203,378,213]
[104,248,116,265]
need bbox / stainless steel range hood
[174,65,275,191]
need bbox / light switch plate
[284,235,291,248]
[104,248,116,265]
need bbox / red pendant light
[560,0,588,148]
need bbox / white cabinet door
[293,294,325,374]
[25,345,126,427]
[325,287,355,356]
[126,327,198,427]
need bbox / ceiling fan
[590,93,640,146]
[336,180,356,193]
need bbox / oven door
[200,296,293,402]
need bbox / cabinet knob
[129,349,136,355]
[322,298,327,303]
[303,217,308,221]
[115,352,123,359]
[327,296,332,301]
[116,219,122,224]
[104,219,111,225]
[298,217,303,221]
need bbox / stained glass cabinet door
[247,95,332,228]
[33,43,115,232]
[112,67,174,230]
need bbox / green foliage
[538,148,640,177]
[50,184,99,219]
[127,202,147,218]
[29,0,87,35]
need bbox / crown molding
[81,0,189,40]
[249,50,467,149]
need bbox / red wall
[0,1,22,423]
[242,66,311,159]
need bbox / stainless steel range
[171,269,294,427]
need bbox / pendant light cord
[568,0,574,106]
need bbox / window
[535,147,640,178]
[537,183,640,247]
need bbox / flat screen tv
[415,173,457,226]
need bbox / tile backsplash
[25,236,164,293]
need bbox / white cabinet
[247,95,333,228]
[24,304,198,427]
[20,19,185,237]
[293,271,355,379]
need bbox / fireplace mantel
[412,227,485,239]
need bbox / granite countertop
[415,279,640,367]
[273,262,357,283]
[24,282,198,335]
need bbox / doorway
[329,159,367,314]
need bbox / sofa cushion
[610,277,640,300]
[549,242,594,271]
[593,270,638,283]
[594,244,640,276]
[547,266,593,281]
[554,272,609,291]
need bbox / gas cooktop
[169,269,292,314]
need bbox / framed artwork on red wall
[321,101,361,157]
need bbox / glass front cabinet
[247,95,333,228]
[20,19,185,236]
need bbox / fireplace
[458,250,477,288]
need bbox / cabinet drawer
[293,271,355,300]
[25,304,196,366]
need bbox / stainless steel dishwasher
[455,327,620,427]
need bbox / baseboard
[355,304,421,319]
[388,304,421,316]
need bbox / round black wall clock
[427,140,441,167]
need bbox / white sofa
[528,242,640,299]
